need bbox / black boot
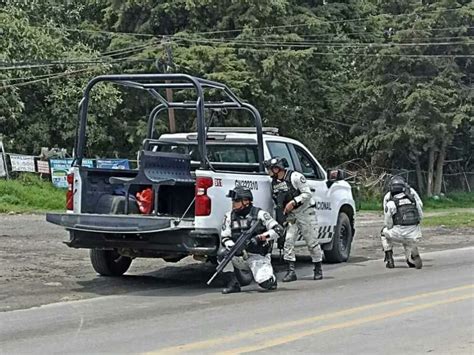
[313,262,323,280]
[406,259,416,268]
[411,253,423,269]
[222,272,241,294]
[384,250,395,269]
[283,261,297,282]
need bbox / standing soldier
[264,157,323,282]
[381,175,423,269]
[219,186,285,294]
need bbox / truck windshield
[154,144,259,164]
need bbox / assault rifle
[207,220,263,285]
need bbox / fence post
[0,141,9,179]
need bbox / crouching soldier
[381,176,423,269]
[219,186,284,294]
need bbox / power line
[27,24,159,38]
[188,7,465,36]
[0,57,157,71]
[283,27,474,39]
[172,40,474,58]
[230,34,474,44]
[175,37,474,48]
[100,40,159,57]
[0,69,94,89]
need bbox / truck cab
[46,74,355,276]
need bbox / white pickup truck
[47,74,356,276]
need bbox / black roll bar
[75,74,264,171]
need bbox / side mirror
[327,169,346,181]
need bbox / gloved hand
[248,236,260,248]
[223,239,235,250]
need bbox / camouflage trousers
[284,207,322,263]
[381,225,422,261]
[223,253,274,284]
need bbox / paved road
[1,247,473,354]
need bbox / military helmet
[264,156,288,170]
[226,186,253,201]
[389,175,406,194]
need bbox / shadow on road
[71,254,322,297]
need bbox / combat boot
[384,250,395,269]
[283,261,297,282]
[222,272,241,294]
[411,253,423,269]
[313,262,323,280]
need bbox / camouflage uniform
[381,187,423,268]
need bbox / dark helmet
[264,156,288,170]
[226,186,253,202]
[389,175,406,194]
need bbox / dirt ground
[0,210,473,312]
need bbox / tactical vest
[230,206,269,255]
[271,170,300,224]
[391,192,421,226]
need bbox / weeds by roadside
[0,174,65,213]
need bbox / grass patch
[422,212,474,228]
[360,192,474,211]
[0,174,65,213]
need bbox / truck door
[287,144,335,243]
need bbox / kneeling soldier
[220,186,284,294]
[381,176,423,269]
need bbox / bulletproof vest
[230,206,269,255]
[391,191,421,226]
[271,170,300,224]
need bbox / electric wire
[174,37,474,48]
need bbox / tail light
[66,173,74,211]
[195,177,213,216]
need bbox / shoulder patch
[262,212,272,221]
[385,206,388,213]
[300,175,306,183]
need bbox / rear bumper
[46,213,220,256]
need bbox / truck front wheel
[90,249,133,276]
[324,212,353,263]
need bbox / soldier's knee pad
[234,268,253,286]
[217,246,228,263]
[259,276,276,290]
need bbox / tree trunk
[426,144,436,197]
[415,155,424,195]
[433,138,447,196]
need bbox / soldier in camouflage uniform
[381,176,423,269]
[219,186,285,294]
[265,157,323,282]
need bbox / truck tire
[90,249,132,276]
[324,212,353,263]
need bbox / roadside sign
[9,154,36,172]
[50,159,94,188]
[96,159,129,170]
[37,160,50,174]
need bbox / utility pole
[163,37,176,133]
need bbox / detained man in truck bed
[219,187,285,294]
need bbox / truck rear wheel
[90,249,132,276]
[324,212,353,263]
